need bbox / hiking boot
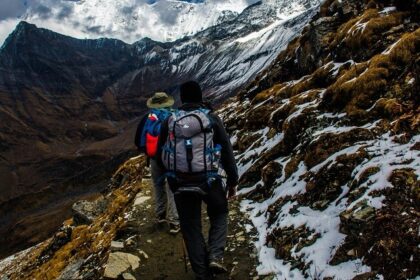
[169,223,180,235]
[156,213,167,225]
[209,259,227,274]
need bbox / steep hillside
[219,0,419,278]
[0,156,257,280]
[0,156,146,279]
[0,0,322,258]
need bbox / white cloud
[0,0,258,47]
[0,18,20,47]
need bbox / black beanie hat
[180,81,202,103]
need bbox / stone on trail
[138,250,149,260]
[124,236,138,249]
[133,194,151,206]
[110,241,124,251]
[104,252,140,279]
[237,236,246,242]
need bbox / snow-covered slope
[20,0,259,43]
[219,0,420,278]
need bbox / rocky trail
[105,177,259,280]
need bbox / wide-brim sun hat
[146,92,175,109]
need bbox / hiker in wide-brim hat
[147,92,175,109]
[135,91,180,235]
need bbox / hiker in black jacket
[157,81,238,280]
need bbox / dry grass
[331,9,407,50]
[374,98,404,117]
[322,28,420,116]
[253,83,285,103]
[331,9,378,46]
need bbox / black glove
[226,181,237,199]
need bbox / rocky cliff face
[218,0,419,278]
[0,0,322,258]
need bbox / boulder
[104,252,140,279]
[340,201,376,235]
[133,194,151,207]
[72,197,108,225]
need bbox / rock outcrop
[72,198,109,226]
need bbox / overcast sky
[0,0,258,46]
[0,0,81,45]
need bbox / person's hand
[227,185,237,200]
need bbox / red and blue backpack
[139,109,172,157]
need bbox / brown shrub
[330,8,407,55]
[366,0,378,9]
[373,98,404,118]
[253,83,285,103]
[304,129,374,168]
[331,9,378,47]
[387,29,420,65]
[244,105,273,130]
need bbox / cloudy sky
[0,0,258,46]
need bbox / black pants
[172,178,228,279]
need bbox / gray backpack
[161,109,221,175]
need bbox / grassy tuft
[322,28,420,116]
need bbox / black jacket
[157,103,239,187]
[134,113,148,153]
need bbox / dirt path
[123,178,258,280]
